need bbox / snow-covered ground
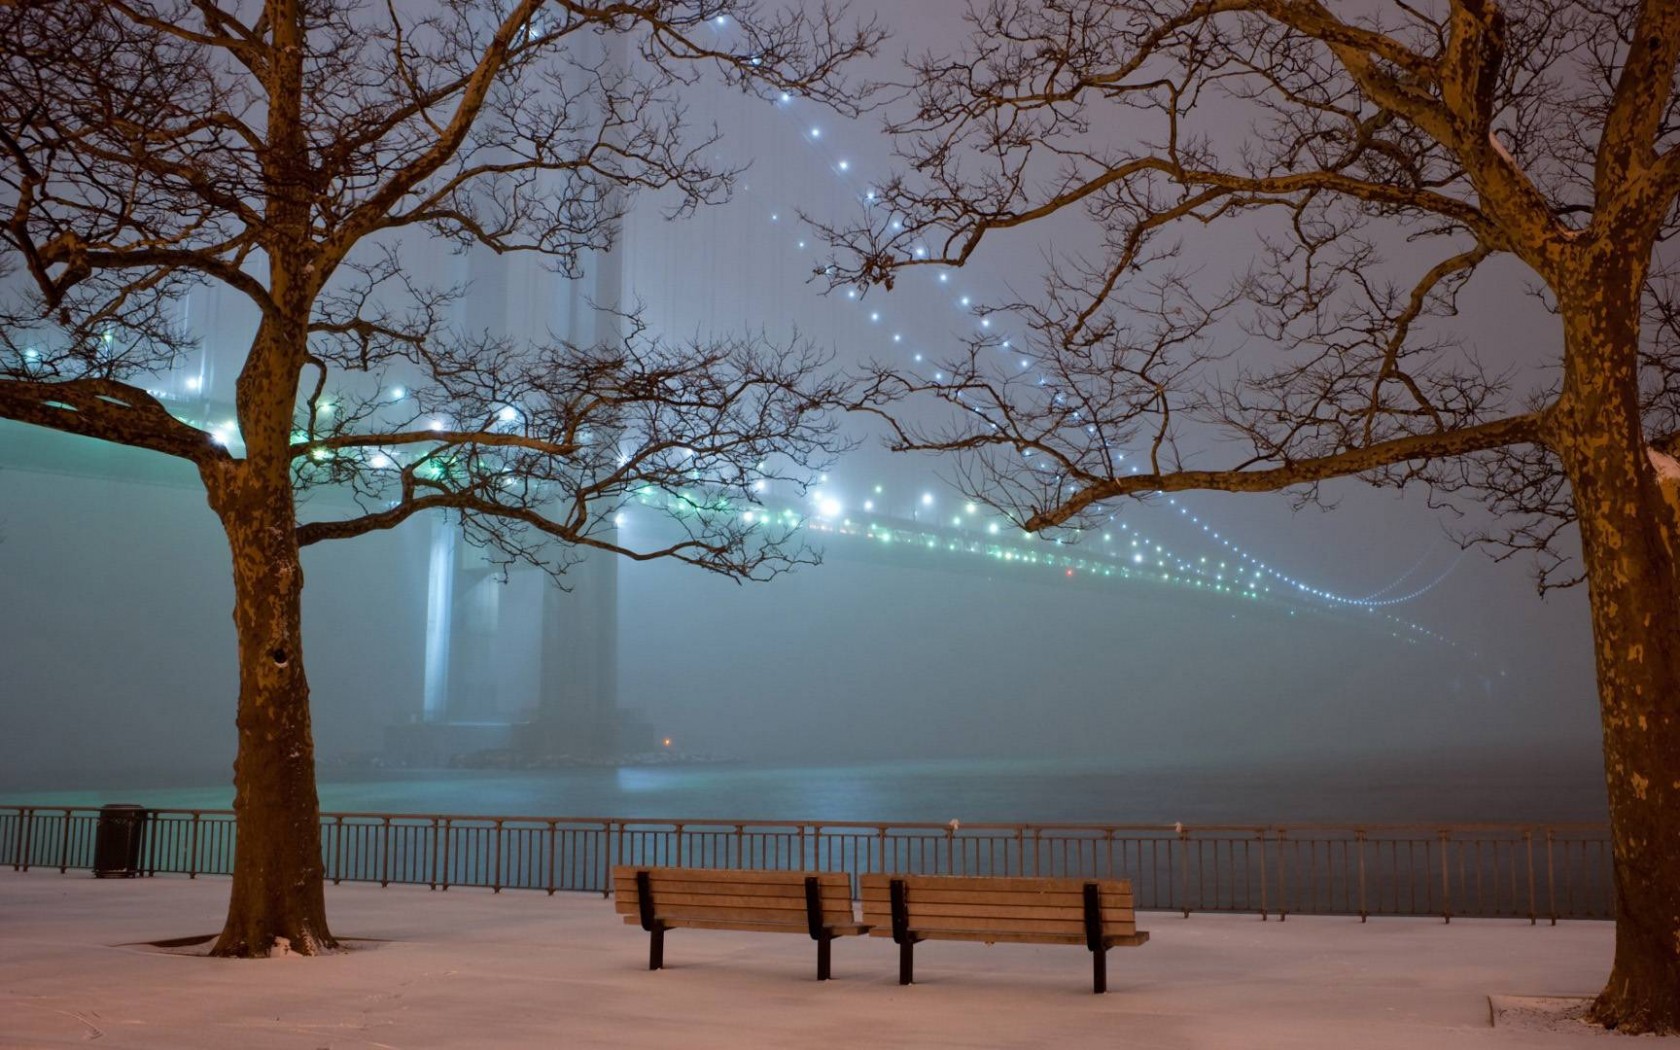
[0,869,1642,1048]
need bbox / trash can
[92,804,147,878]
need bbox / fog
[0,0,1604,806]
[0,431,1600,794]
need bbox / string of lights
[129,18,1464,652]
[742,61,1465,644]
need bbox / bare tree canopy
[0,0,878,958]
[825,0,1680,1033]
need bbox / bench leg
[898,939,914,985]
[649,924,665,971]
[1091,945,1107,994]
[816,933,832,981]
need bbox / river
[0,749,1608,826]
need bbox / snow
[1649,448,1680,523]
[0,869,1645,1048]
[1649,448,1680,484]
[1489,996,1624,1039]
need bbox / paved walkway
[0,869,1636,1048]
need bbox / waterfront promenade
[1,869,1627,1048]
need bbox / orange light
[662,737,672,748]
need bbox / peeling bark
[1554,270,1680,1034]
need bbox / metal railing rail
[0,806,1614,922]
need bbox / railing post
[611,816,624,887]
[22,808,37,872]
[139,810,152,876]
[381,817,393,888]
[597,821,610,898]
[428,817,441,890]
[673,823,684,868]
[546,820,558,896]
[734,824,744,869]
[1524,829,1536,925]
[188,812,201,879]
[57,810,72,874]
[1277,828,1289,921]
[1357,829,1368,922]
[10,808,26,871]
[440,817,453,891]
[491,820,504,892]
[1439,829,1452,924]
[945,823,955,875]
[1257,829,1269,920]
[1178,825,1192,918]
[1546,827,1557,925]
[329,816,343,885]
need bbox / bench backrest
[858,873,1137,936]
[612,866,856,927]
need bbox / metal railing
[0,805,1614,922]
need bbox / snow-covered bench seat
[611,865,868,980]
[859,873,1149,993]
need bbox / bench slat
[864,914,1133,937]
[614,893,853,920]
[631,916,869,935]
[860,874,1132,895]
[616,882,817,904]
[865,927,1150,947]
[621,887,816,907]
[859,890,1133,908]
[612,866,850,888]
[615,890,837,913]
[615,883,811,903]
[859,901,1136,926]
[859,887,1133,910]
[866,887,1128,900]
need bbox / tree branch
[0,377,229,463]
[1025,411,1548,530]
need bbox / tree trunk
[1555,278,1680,1034]
[204,460,336,957]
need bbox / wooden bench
[611,866,868,980]
[859,873,1148,993]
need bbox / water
[0,749,1609,826]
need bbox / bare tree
[0,0,879,957]
[825,0,1680,1032]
